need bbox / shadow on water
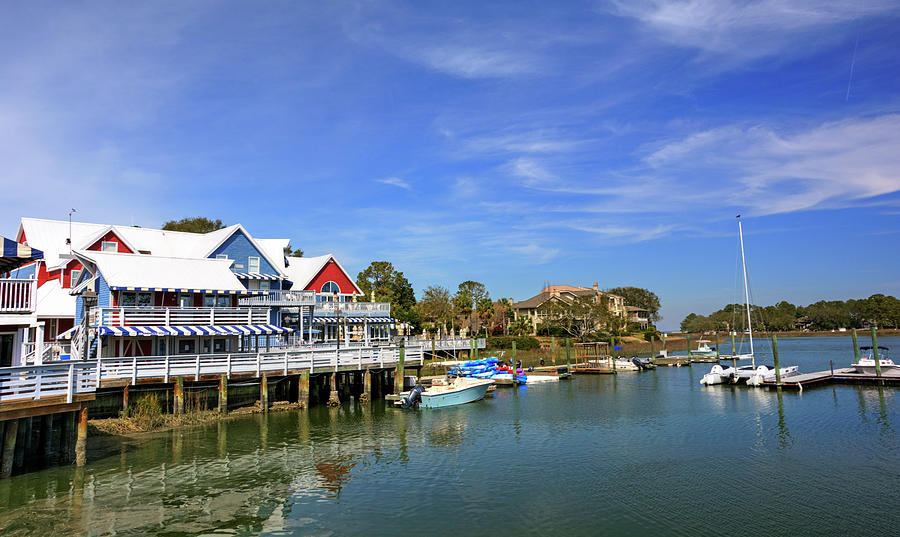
[775,388,792,450]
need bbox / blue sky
[2,1,899,330]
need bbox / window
[213,339,232,353]
[216,254,228,260]
[259,281,270,291]
[70,269,82,288]
[121,291,151,306]
[321,281,340,295]
[201,338,212,353]
[179,294,193,308]
[248,256,260,273]
[101,241,117,252]
[204,295,215,308]
[216,296,230,308]
[178,339,195,354]
[121,292,136,306]
[137,292,152,307]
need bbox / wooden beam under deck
[0,395,95,421]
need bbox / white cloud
[376,176,412,190]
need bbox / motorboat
[614,358,640,371]
[398,377,494,409]
[691,340,718,357]
[852,346,900,375]
[743,365,800,386]
[631,357,656,370]
[700,364,734,385]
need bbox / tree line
[681,294,900,333]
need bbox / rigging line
[846,30,860,101]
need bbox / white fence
[93,306,270,327]
[0,344,426,405]
[414,337,486,351]
[238,290,316,306]
[0,279,36,313]
[315,302,391,316]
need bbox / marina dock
[763,368,900,390]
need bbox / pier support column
[852,329,861,363]
[871,327,883,378]
[360,369,371,402]
[41,415,53,462]
[551,336,556,365]
[771,334,782,385]
[299,371,310,409]
[63,411,75,463]
[122,385,129,412]
[218,374,228,414]
[1,419,18,478]
[174,376,184,415]
[327,373,340,406]
[395,344,406,394]
[13,419,26,469]
[260,374,269,411]
[75,405,88,467]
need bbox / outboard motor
[632,357,647,370]
[401,385,425,409]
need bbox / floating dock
[762,368,900,390]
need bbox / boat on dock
[397,377,494,409]
[613,358,640,371]
[852,346,900,376]
[699,364,734,385]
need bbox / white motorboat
[744,365,800,386]
[700,364,734,385]
[852,346,900,375]
[614,358,640,371]
[692,340,717,357]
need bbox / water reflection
[775,388,793,450]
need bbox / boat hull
[420,380,493,408]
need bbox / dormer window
[321,281,340,295]
[101,241,117,252]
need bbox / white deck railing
[92,306,270,327]
[238,290,316,306]
[0,279,36,313]
[0,344,427,405]
[315,302,391,316]
[412,337,486,351]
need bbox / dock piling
[1,419,18,478]
[852,328,860,363]
[771,334,782,385]
[871,327,883,378]
[512,341,518,385]
[260,374,269,411]
[75,405,88,466]
[551,336,556,364]
[715,332,720,360]
[174,376,184,415]
[299,371,310,409]
[218,374,228,414]
[328,373,340,406]
[565,338,571,373]
[360,369,371,402]
[394,344,406,395]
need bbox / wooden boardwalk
[763,368,900,390]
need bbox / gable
[209,230,278,275]
[306,260,360,295]
[88,230,134,254]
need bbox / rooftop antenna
[67,208,77,253]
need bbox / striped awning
[313,317,396,323]
[233,273,281,281]
[1,236,43,273]
[109,286,253,295]
[97,325,293,337]
[56,326,78,341]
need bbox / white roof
[76,251,247,292]
[283,254,363,294]
[35,279,76,318]
[18,218,288,276]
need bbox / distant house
[626,305,650,329]
[511,283,626,334]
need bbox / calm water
[1,337,898,537]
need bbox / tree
[418,285,453,337]
[452,281,489,335]
[356,261,418,329]
[680,313,715,333]
[541,295,614,342]
[162,217,225,233]
[607,286,662,322]
[283,244,304,257]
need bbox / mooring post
[75,405,88,466]
[394,343,406,395]
[328,372,340,406]
[650,335,655,361]
[715,332,720,360]
[361,369,371,402]
[551,336,557,364]
[771,334,782,385]
[14,420,26,469]
[512,340,518,385]
[871,327,882,378]
[852,328,861,363]
[174,376,184,415]
[686,332,691,359]
[218,374,228,414]
[431,337,436,363]
[1,418,19,478]
[299,371,310,409]
[122,384,129,412]
[565,338,572,373]
[41,415,53,461]
[260,374,269,411]
[63,411,75,463]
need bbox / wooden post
[771,334,782,385]
[361,369,371,403]
[260,374,269,411]
[75,405,88,466]
[686,333,691,358]
[122,384,129,412]
[852,328,861,363]
[715,332,720,359]
[551,336,556,365]
[512,340,518,385]
[328,372,340,406]
[1,419,18,478]
[431,337,436,363]
[218,374,228,414]
[299,371,310,409]
[14,419,26,469]
[565,338,572,373]
[871,327,882,378]
[63,411,75,463]
[394,343,406,394]
[41,415,53,461]
[650,335,655,360]
[174,376,184,415]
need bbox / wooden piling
[328,372,340,406]
[871,327,883,378]
[122,385,129,412]
[512,340,518,385]
[218,374,228,414]
[63,411,75,463]
[565,338,572,372]
[1,418,18,478]
[650,335,655,360]
[75,405,88,467]
[852,328,861,363]
[395,344,406,394]
[260,374,269,411]
[13,419,26,469]
[771,334,782,385]
[174,376,184,415]
[360,369,371,403]
[299,371,310,409]
[551,336,557,364]
[686,333,691,358]
[41,415,53,462]
[715,332,720,360]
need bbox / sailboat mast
[738,218,755,367]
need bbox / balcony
[239,290,316,307]
[315,301,391,317]
[0,279,36,314]
[92,306,270,327]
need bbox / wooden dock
[763,368,900,390]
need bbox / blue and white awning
[98,325,293,337]
[233,273,281,281]
[1,236,43,273]
[313,317,396,323]
[56,326,78,341]
[109,286,253,295]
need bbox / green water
[1,337,898,536]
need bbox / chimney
[593,282,598,291]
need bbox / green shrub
[486,336,540,350]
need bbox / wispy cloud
[376,176,412,190]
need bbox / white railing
[408,337,486,351]
[239,290,316,306]
[0,344,426,404]
[0,279,36,313]
[0,362,97,403]
[92,306,270,327]
[315,302,391,316]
